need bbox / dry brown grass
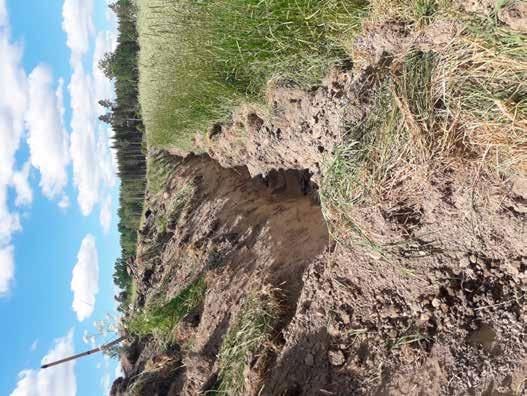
[322,1,527,246]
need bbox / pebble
[328,350,346,366]
[340,311,351,325]
[432,298,441,308]
[459,257,470,268]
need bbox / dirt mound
[117,145,526,396]
[458,0,527,32]
[262,172,527,395]
[204,66,366,184]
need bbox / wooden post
[41,336,127,369]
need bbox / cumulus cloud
[11,162,32,207]
[10,330,77,396]
[99,195,112,234]
[0,4,28,296]
[62,0,94,59]
[58,195,70,209]
[93,31,116,115]
[69,64,100,215]
[0,246,14,296]
[101,373,111,395]
[26,67,69,198]
[114,363,123,379]
[0,0,7,28]
[65,8,117,216]
[30,339,39,352]
[71,234,99,321]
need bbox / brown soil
[112,3,527,395]
[115,128,527,396]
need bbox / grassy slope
[137,0,367,150]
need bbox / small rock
[459,257,470,268]
[340,311,351,325]
[163,192,170,200]
[507,263,520,276]
[305,353,314,366]
[327,323,340,337]
[420,312,431,322]
[469,254,477,264]
[432,298,441,308]
[328,350,346,366]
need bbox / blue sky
[0,1,122,395]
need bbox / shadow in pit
[260,326,364,396]
[189,154,330,312]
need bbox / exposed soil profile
[111,1,527,394]
[114,147,526,395]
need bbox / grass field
[137,0,368,150]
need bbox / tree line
[99,0,145,309]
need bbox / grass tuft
[322,5,527,246]
[127,276,206,343]
[216,288,279,395]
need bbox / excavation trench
[132,152,329,394]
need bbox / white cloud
[101,373,111,395]
[0,0,7,28]
[26,67,69,199]
[0,8,27,296]
[58,195,70,209]
[98,126,116,188]
[12,162,32,207]
[66,28,116,217]
[71,234,99,321]
[10,330,77,396]
[99,195,112,234]
[69,63,100,215]
[114,363,123,379]
[30,339,39,352]
[0,246,14,296]
[62,0,94,59]
[61,0,119,221]
[93,31,116,116]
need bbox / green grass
[127,276,206,342]
[137,0,368,151]
[126,279,138,308]
[216,289,279,395]
[320,80,409,246]
[390,333,428,349]
[154,182,195,235]
[146,151,180,196]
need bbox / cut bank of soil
[112,3,527,394]
[114,153,526,395]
